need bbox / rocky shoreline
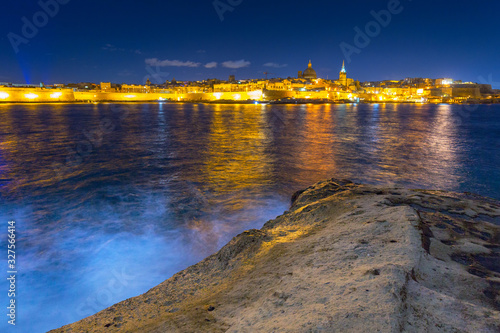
[51,179,500,332]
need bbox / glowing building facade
[298,60,317,80]
[339,61,347,86]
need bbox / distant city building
[436,78,453,86]
[299,60,317,80]
[100,82,111,91]
[121,84,150,93]
[67,82,97,90]
[229,75,236,82]
[334,61,354,88]
[339,61,347,86]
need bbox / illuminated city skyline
[1,0,499,88]
[0,58,497,104]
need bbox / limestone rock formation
[51,179,500,332]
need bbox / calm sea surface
[0,103,499,332]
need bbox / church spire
[308,60,312,68]
[340,60,346,73]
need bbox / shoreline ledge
[51,179,500,332]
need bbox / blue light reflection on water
[0,102,499,332]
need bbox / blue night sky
[1,0,499,87]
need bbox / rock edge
[51,179,500,332]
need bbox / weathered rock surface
[51,179,500,332]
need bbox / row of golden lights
[0,92,63,99]
[0,92,254,100]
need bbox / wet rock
[216,229,270,268]
[50,179,500,333]
[365,269,380,276]
[465,208,479,218]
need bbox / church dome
[302,60,317,79]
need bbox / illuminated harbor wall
[0,87,265,102]
[76,90,265,102]
[0,85,493,103]
[181,90,264,101]
[0,88,333,103]
[179,90,354,101]
[0,87,75,102]
[0,87,408,103]
[0,87,179,103]
[74,91,176,101]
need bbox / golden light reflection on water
[424,104,461,188]
[0,103,473,202]
[294,104,339,181]
[0,104,79,193]
[335,103,462,190]
[201,105,271,196]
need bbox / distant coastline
[1,66,499,104]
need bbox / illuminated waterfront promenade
[0,87,173,103]
[0,86,354,103]
[1,85,498,104]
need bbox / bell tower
[339,60,347,87]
